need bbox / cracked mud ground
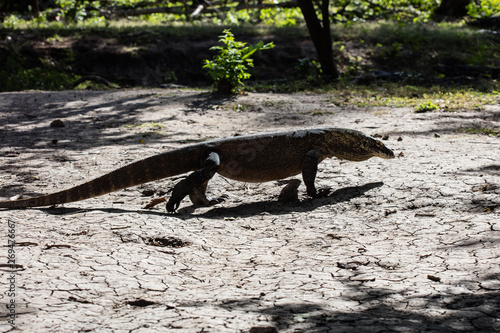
[0,89,499,332]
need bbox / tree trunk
[217,79,234,95]
[297,0,339,80]
[31,0,39,17]
[434,0,472,19]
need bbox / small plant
[415,101,439,113]
[203,29,274,94]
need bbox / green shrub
[467,0,500,18]
[203,29,274,94]
[415,101,439,112]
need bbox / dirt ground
[0,89,499,332]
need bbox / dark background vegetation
[0,0,498,92]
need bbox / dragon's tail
[0,146,202,209]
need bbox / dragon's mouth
[380,149,395,159]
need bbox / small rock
[397,136,403,141]
[126,299,156,307]
[337,262,360,270]
[326,233,343,240]
[50,119,65,128]
[141,189,156,197]
[434,133,440,138]
[427,274,441,282]
[384,209,396,216]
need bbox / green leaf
[202,29,275,94]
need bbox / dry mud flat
[0,89,499,332]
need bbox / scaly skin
[0,127,394,211]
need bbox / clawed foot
[166,197,181,213]
[206,194,229,206]
[166,194,228,213]
[309,187,332,198]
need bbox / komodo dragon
[0,127,394,212]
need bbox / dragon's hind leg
[166,152,225,212]
[188,183,227,207]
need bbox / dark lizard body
[0,127,394,212]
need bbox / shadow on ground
[182,287,500,332]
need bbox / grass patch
[459,127,500,136]
[0,47,78,91]
[333,21,500,72]
[262,100,290,108]
[0,20,309,40]
[322,83,498,110]
[122,122,165,129]
[0,21,499,97]
[1,66,76,91]
[415,101,439,112]
[301,110,336,116]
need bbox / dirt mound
[2,31,317,88]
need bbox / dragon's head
[326,128,395,161]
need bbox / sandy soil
[0,89,499,332]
